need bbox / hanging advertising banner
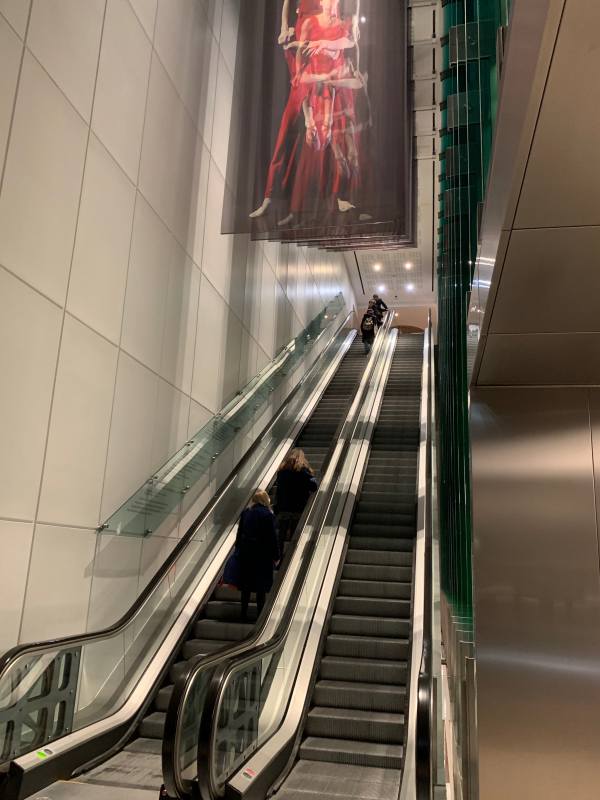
[222,0,411,247]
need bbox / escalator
[166,330,430,800]
[278,334,423,797]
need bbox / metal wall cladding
[471,386,600,800]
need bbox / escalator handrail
[163,314,395,800]
[416,313,434,800]
[0,310,354,680]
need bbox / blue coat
[235,505,279,593]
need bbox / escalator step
[138,711,165,740]
[193,619,253,641]
[313,680,407,713]
[299,737,403,769]
[306,707,404,744]
[325,634,409,661]
[342,563,412,582]
[345,547,413,566]
[349,536,413,552]
[338,579,412,600]
[330,613,410,639]
[320,656,408,685]
[349,523,416,539]
[278,760,401,800]
[155,685,173,712]
[333,595,411,619]
[204,600,256,622]
[182,639,232,659]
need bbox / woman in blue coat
[236,490,280,622]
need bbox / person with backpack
[235,490,280,622]
[274,449,318,557]
[361,307,377,353]
[368,299,383,329]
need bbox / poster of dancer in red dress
[221,0,411,246]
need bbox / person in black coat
[373,294,388,315]
[236,490,279,622]
[274,449,318,556]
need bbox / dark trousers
[276,511,301,560]
[363,337,373,354]
[241,588,266,622]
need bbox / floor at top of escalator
[28,779,156,800]
[276,758,401,800]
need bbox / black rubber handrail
[163,314,395,800]
[416,314,434,800]
[0,311,353,680]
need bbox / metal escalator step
[155,684,173,712]
[349,536,413,552]
[330,614,410,639]
[306,707,404,744]
[342,563,412,582]
[338,579,412,600]
[354,511,415,526]
[325,634,409,661]
[182,639,231,659]
[346,548,413,566]
[138,711,165,740]
[213,585,241,602]
[204,600,256,621]
[320,656,407,685]
[349,523,416,539]
[314,680,407,713]
[299,737,403,769]
[334,595,411,619]
[193,619,253,641]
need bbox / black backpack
[362,315,374,332]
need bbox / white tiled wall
[0,0,355,654]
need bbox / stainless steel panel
[514,2,600,230]
[488,227,600,335]
[471,388,600,800]
[476,331,600,386]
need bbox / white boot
[277,212,295,227]
[249,197,272,218]
[337,198,356,212]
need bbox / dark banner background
[222,0,410,244]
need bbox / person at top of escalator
[368,299,383,329]
[274,448,318,558]
[236,490,280,623]
[373,294,388,316]
[360,306,377,354]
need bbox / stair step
[320,656,408,685]
[342,563,412,582]
[204,600,256,622]
[349,536,413,553]
[313,680,407,712]
[338,579,412,600]
[299,737,403,769]
[346,548,413,566]
[334,595,411,619]
[306,707,404,744]
[182,639,231,659]
[325,634,409,661]
[193,619,253,641]
[154,684,173,712]
[330,613,410,639]
[138,711,165,740]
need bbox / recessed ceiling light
[360,15,367,23]
[406,283,415,292]
[378,284,386,292]
[373,263,382,271]
[404,262,413,270]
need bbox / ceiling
[471,0,600,386]
[345,0,440,311]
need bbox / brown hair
[278,448,314,475]
[251,489,272,509]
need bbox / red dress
[290,15,356,215]
[263,1,320,199]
